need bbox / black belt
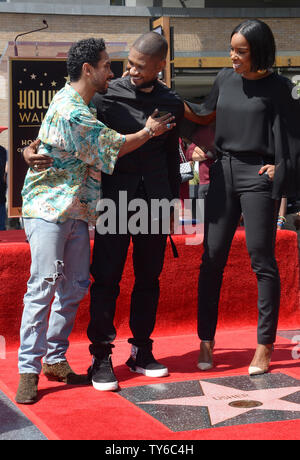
[217,151,275,164]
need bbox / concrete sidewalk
[0,390,46,440]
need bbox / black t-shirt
[92,76,184,201]
[0,145,7,204]
[186,68,300,199]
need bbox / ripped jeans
[18,218,91,374]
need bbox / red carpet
[1,331,300,440]
[1,229,300,348]
[0,229,300,440]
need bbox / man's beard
[134,77,158,89]
[95,79,111,94]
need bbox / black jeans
[87,183,168,355]
[198,154,280,345]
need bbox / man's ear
[158,59,167,72]
[82,62,91,77]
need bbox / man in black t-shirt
[0,145,7,231]
[86,33,184,391]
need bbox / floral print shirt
[22,82,125,224]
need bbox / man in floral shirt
[17,37,174,404]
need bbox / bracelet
[277,216,286,228]
[143,126,154,137]
[278,215,286,223]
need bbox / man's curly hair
[67,38,106,82]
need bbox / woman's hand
[145,109,176,137]
[192,146,207,162]
[259,164,275,181]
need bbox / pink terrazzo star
[140,380,300,425]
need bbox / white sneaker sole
[92,380,118,391]
[130,366,169,378]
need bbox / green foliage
[189,169,199,185]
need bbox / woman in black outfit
[185,19,300,375]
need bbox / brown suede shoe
[15,373,39,405]
[42,360,89,385]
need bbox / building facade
[0,1,299,149]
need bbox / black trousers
[87,184,167,354]
[198,154,280,345]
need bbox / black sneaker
[126,344,168,378]
[88,354,118,391]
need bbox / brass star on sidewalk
[140,380,300,426]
